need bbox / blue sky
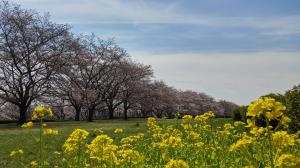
[12,0,300,104]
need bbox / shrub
[231,106,247,122]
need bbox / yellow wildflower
[234,121,245,127]
[162,152,169,161]
[224,123,234,130]
[117,149,141,165]
[203,111,215,118]
[244,166,255,168]
[182,115,193,123]
[87,134,118,164]
[21,121,33,128]
[30,160,38,167]
[181,124,193,130]
[247,97,285,120]
[93,128,104,135]
[250,127,267,137]
[187,131,201,141]
[120,133,144,144]
[32,107,53,120]
[43,129,58,135]
[272,131,295,147]
[147,117,157,127]
[276,154,300,167]
[229,134,255,152]
[164,159,189,168]
[246,119,256,128]
[53,151,61,155]
[189,142,205,149]
[280,116,291,128]
[202,124,211,130]
[114,128,123,134]
[63,129,89,155]
[161,136,184,148]
[10,149,24,157]
[195,111,215,123]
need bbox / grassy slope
[0,118,230,167]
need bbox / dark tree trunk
[75,107,81,121]
[123,101,128,120]
[60,107,65,120]
[108,105,114,119]
[17,105,27,125]
[87,107,95,122]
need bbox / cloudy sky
[12,0,300,105]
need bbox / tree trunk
[87,107,95,122]
[75,107,81,121]
[123,102,128,120]
[17,106,27,125]
[108,105,114,119]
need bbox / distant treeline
[0,1,238,124]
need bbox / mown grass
[0,118,230,167]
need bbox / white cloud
[131,51,300,105]
[11,0,300,36]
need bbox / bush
[285,84,300,132]
[231,106,247,122]
[261,84,300,133]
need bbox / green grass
[0,118,231,167]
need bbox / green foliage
[231,106,247,122]
[260,84,300,132]
[284,84,300,132]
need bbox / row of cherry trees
[0,1,238,124]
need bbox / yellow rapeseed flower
[117,149,141,165]
[187,131,201,141]
[164,159,189,168]
[181,124,193,130]
[276,154,300,167]
[10,149,24,157]
[53,151,61,155]
[234,121,245,127]
[246,119,256,128]
[147,117,157,127]
[87,134,118,164]
[43,129,58,136]
[93,128,104,135]
[32,107,53,120]
[162,136,184,148]
[114,128,123,134]
[280,116,292,128]
[247,97,285,120]
[224,123,234,130]
[189,142,205,149]
[120,133,144,144]
[229,134,255,152]
[63,129,89,155]
[21,121,33,128]
[244,166,255,168]
[272,131,295,147]
[30,160,38,167]
[250,127,268,137]
[182,115,193,123]
[195,111,215,123]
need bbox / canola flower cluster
[228,97,300,167]
[10,99,300,167]
[32,107,53,120]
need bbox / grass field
[0,118,230,167]
[1,109,299,168]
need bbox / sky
[12,0,300,105]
